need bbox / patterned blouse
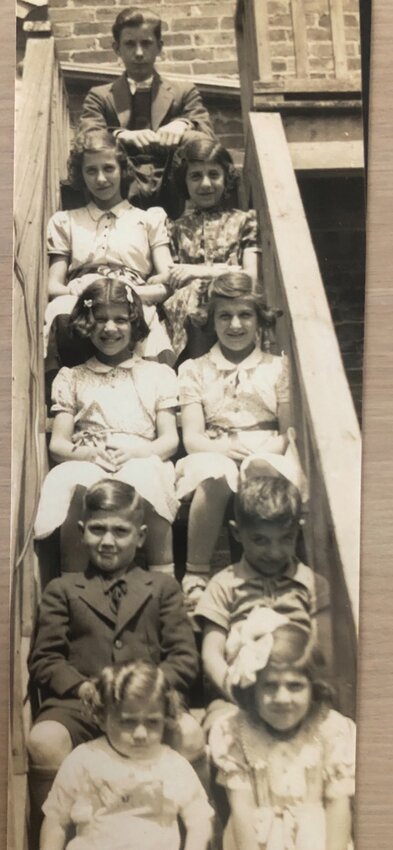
[165,206,261,357]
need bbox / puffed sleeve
[239,210,260,255]
[42,746,86,826]
[178,358,203,406]
[275,354,290,405]
[321,710,356,801]
[209,711,253,791]
[154,363,178,410]
[47,210,72,257]
[51,367,76,415]
[145,206,170,249]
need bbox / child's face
[255,667,312,732]
[82,150,122,209]
[231,518,298,575]
[105,693,165,759]
[186,160,226,209]
[113,24,162,81]
[214,297,258,360]
[79,508,146,574]
[90,303,131,362]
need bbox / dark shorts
[34,697,101,748]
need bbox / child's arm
[48,256,70,299]
[138,244,175,304]
[182,402,248,461]
[226,788,261,850]
[202,622,233,700]
[50,412,118,472]
[277,401,291,434]
[242,247,259,290]
[105,408,179,466]
[325,797,352,850]
[40,817,67,850]
[183,819,212,850]
[169,262,237,290]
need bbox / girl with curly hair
[40,661,213,850]
[35,278,179,573]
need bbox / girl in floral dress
[164,138,261,361]
[40,661,213,850]
[45,129,174,364]
[209,610,355,850]
[35,278,179,574]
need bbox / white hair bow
[226,607,289,689]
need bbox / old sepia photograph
[11,1,368,848]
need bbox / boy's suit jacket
[79,71,215,140]
[28,566,198,699]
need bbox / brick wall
[48,0,361,81]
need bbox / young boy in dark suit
[79,7,216,215]
[27,479,203,830]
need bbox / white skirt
[176,432,286,501]
[44,294,173,359]
[34,457,179,539]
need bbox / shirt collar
[235,555,306,586]
[208,342,265,372]
[127,75,154,95]
[86,199,130,221]
[85,355,142,373]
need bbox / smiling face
[232,518,298,576]
[255,666,312,733]
[114,24,162,81]
[213,297,258,362]
[185,160,226,209]
[105,693,165,758]
[89,303,132,363]
[82,150,122,209]
[80,508,146,575]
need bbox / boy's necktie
[108,578,128,614]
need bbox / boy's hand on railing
[115,128,159,149]
[156,120,188,147]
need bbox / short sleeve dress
[44,201,172,357]
[176,344,289,499]
[209,705,356,850]
[43,738,214,850]
[34,356,179,539]
[165,207,261,358]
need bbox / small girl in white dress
[40,660,213,850]
[35,277,179,574]
[209,610,355,850]
[176,271,293,599]
[45,129,174,363]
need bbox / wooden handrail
[11,35,70,845]
[244,110,360,716]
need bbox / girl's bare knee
[27,721,73,768]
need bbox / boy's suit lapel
[151,73,173,131]
[111,73,132,128]
[115,567,153,636]
[75,572,117,626]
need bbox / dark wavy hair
[189,271,282,351]
[234,476,302,527]
[173,138,239,201]
[83,480,145,525]
[112,8,162,43]
[81,660,182,729]
[69,277,149,348]
[67,129,129,197]
[233,623,334,718]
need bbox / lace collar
[84,355,142,373]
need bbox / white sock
[150,563,175,576]
[186,563,210,576]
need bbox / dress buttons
[114,638,123,649]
